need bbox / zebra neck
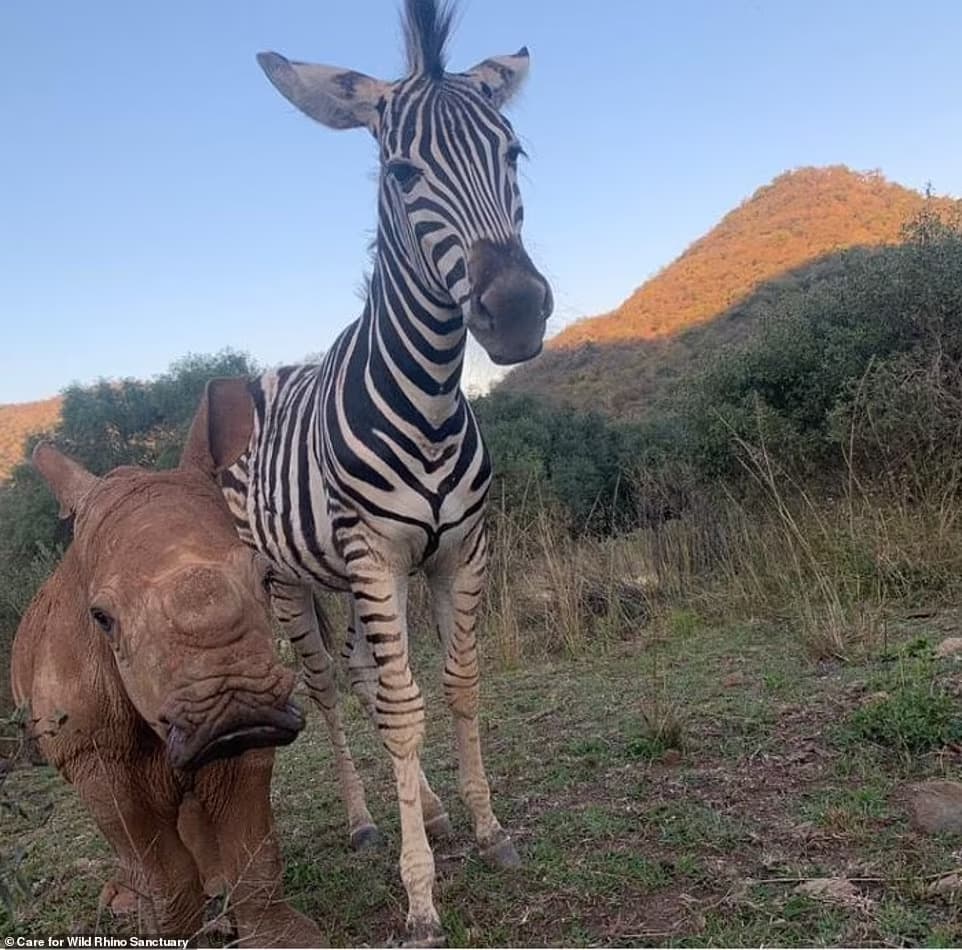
[359,259,467,428]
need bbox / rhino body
[10,380,321,947]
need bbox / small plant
[666,608,701,639]
[799,785,889,833]
[846,676,962,757]
[627,657,686,760]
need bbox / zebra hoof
[480,833,522,869]
[401,918,446,948]
[424,812,453,841]
[350,823,383,851]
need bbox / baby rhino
[11,379,322,946]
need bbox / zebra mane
[403,0,456,79]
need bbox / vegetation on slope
[0,399,61,480]
[504,166,961,413]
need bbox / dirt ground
[3,611,962,946]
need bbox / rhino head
[32,379,303,770]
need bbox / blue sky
[2,1,961,403]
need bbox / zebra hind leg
[343,603,452,842]
[430,547,521,870]
[269,577,380,850]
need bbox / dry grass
[480,503,651,667]
[478,455,962,673]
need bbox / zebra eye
[386,160,422,192]
[90,607,115,638]
[506,144,526,167]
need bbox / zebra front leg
[348,571,442,946]
[430,545,521,869]
[269,577,379,849]
[343,599,452,841]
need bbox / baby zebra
[10,380,322,947]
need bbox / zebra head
[257,0,553,366]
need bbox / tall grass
[479,433,962,668]
[480,490,651,666]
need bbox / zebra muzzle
[467,240,553,365]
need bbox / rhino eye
[90,607,115,637]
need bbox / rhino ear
[180,378,254,476]
[32,443,99,519]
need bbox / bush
[472,391,644,534]
[642,207,962,485]
[847,679,962,757]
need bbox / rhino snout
[166,700,304,770]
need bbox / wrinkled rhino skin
[10,379,322,947]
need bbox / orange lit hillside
[552,166,950,349]
[0,398,62,479]
[500,167,960,415]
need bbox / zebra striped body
[224,341,490,592]
[236,2,551,942]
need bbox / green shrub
[644,208,962,485]
[473,391,644,533]
[847,670,962,757]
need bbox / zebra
[223,1,552,943]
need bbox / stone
[929,872,962,896]
[909,780,962,834]
[794,878,859,904]
[936,637,962,658]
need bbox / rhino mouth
[166,702,304,770]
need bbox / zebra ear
[460,47,530,109]
[257,51,387,132]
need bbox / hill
[502,166,960,414]
[0,397,61,479]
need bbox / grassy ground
[3,611,962,946]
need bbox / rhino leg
[195,749,324,948]
[78,757,205,936]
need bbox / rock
[909,780,962,834]
[722,672,746,688]
[929,872,962,896]
[936,637,962,658]
[794,878,859,904]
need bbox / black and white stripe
[222,2,550,941]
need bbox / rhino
[10,379,322,946]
